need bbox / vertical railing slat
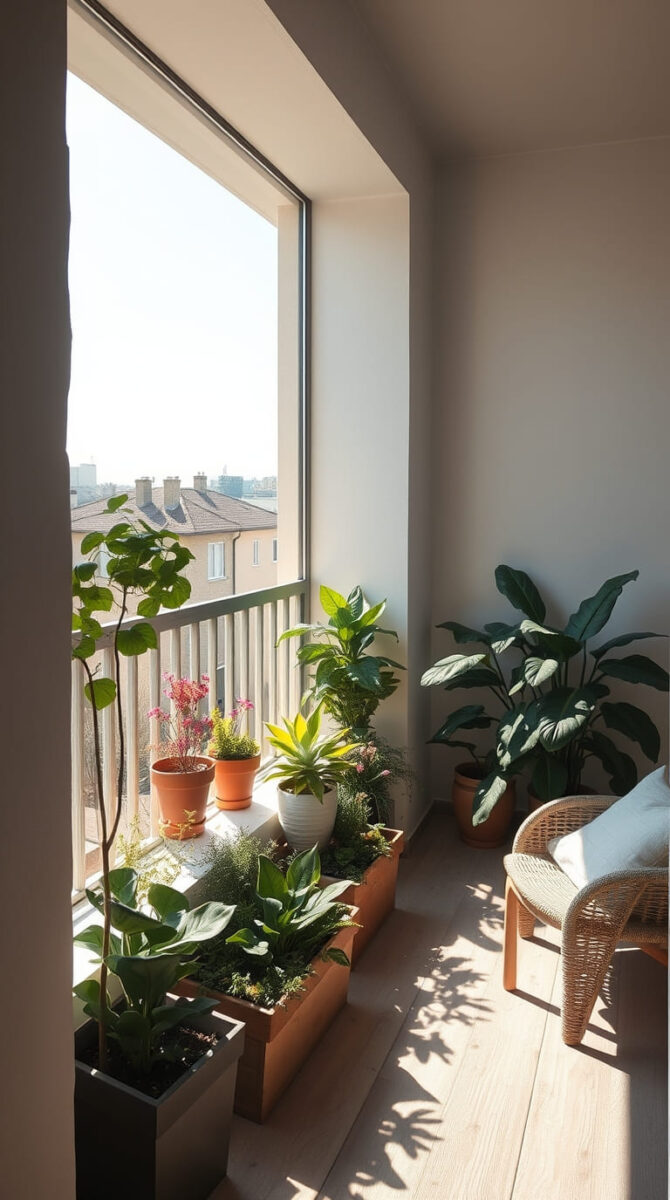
[224,613,234,714]
[149,643,161,837]
[278,597,290,720]
[288,593,301,715]
[169,626,181,681]
[253,605,264,744]
[190,621,201,680]
[268,602,278,752]
[239,609,249,703]
[207,617,218,710]
[71,661,86,892]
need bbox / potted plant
[261,705,361,851]
[208,698,261,810]
[280,584,410,824]
[318,790,404,964]
[180,841,357,1121]
[422,564,668,836]
[149,673,215,838]
[72,495,245,1199]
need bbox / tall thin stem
[83,659,111,1071]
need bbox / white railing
[71,581,306,901]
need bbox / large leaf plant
[72,495,231,1073]
[422,566,668,826]
[278,585,404,732]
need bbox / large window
[67,0,308,899]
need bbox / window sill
[72,777,281,1008]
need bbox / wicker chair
[503,795,668,1045]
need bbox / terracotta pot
[452,763,516,849]
[151,756,215,839]
[277,784,337,851]
[178,918,357,1122]
[527,783,597,813]
[321,828,404,965]
[213,754,261,810]
[74,997,244,1200]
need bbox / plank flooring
[211,806,667,1200]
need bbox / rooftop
[70,485,277,536]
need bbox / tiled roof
[71,488,277,535]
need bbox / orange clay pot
[213,754,261,811]
[452,763,516,849]
[150,755,214,839]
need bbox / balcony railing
[71,580,306,901]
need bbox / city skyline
[66,72,279,484]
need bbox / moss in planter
[318,792,392,883]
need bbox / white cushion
[548,766,670,889]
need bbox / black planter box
[74,998,245,1200]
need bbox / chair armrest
[564,867,669,938]
[513,795,617,855]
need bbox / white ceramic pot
[277,785,337,852]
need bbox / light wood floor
[211,806,667,1200]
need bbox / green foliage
[338,734,412,825]
[278,585,405,730]
[261,704,360,801]
[74,869,234,1074]
[226,845,354,963]
[116,817,181,904]
[422,565,667,824]
[198,836,354,1005]
[320,792,392,882]
[208,704,260,760]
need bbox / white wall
[431,137,670,795]
[0,2,76,1195]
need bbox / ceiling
[355,0,670,159]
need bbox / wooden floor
[211,806,667,1200]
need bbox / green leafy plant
[74,868,234,1075]
[338,735,412,824]
[422,565,668,825]
[208,700,260,760]
[278,585,405,731]
[226,845,354,965]
[261,705,360,801]
[72,494,203,1071]
[116,816,182,904]
[320,792,392,882]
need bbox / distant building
[71,472,278,603]
[69,461,97,506]
[214,474,244,499]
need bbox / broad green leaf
[147,883,190,924]
[518,620,582,661]
[600,700,661,762]
[84,677,117,710]
[536,689,595,751]
[106,493,128,512]
[591,631,666,661]
[107,953,183,1011]
[597,654,669,692]
[80,531,104,554]
[117,622,158,657]
[107,900,170,937]
[583,729,638,794]
[565,571,639,642]
[108,867,139,907]
[136,595,161,618]
[74,561,97,582]
[437,621,489,645]
[428,705,493,745]
[443,665,501,691]
[347,586,364,620]
[320,585,348,617]
[286,846,321,894]
[530,754,568,802]
[523,656,560,689]
[358,600,389,631]
[421,654,487,688]
[322,946,350,966]
[72,636,96,661]
[345,658,384,692]
[472,773,509,825]
[258,855,289,901]
[496,705,540,768]
[495,565,546,623]
[169,901,236,951]
[276,623,315,644]
[80,584,114,613]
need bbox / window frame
[207,541,226,581]
[252,538,260,567]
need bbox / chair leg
[503,878,519,991]
[518,903,535,940]
[561,928,620,1046]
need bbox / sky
[66,72,279,486]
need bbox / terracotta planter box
[179,919,357,1122]
[74,999,245,1200]
[321,828,404,965]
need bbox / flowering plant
[339,735,411,824]
[208,699,260,761]
[149,673,213,772]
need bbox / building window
[253,539,260,566]
[272,537,278,563]
[208,541,226,580]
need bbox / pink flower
[380,769,391,777]
[356,763,364,774]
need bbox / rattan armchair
[503,795,668,1045]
